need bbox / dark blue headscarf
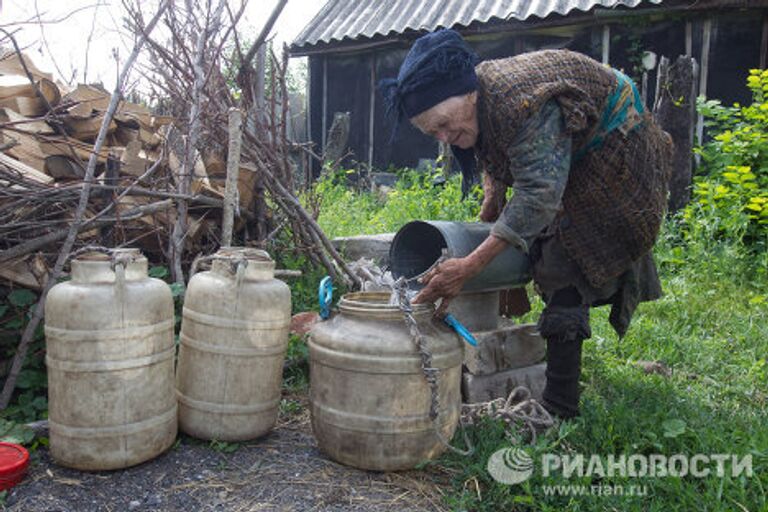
[379,29,480,196]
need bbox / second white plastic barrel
[176,248,291,441]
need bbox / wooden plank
[115,102,152,128]
[602,25,611,65]
[62,83,111,112]
[0,254,48,290]
[0,108,55,134]
[0,50,53,81]
[44,155,84,179]
[0,78,60,108]
[368,55,375,171]
[0,152,53,184]
[0,129,92,173]
[120,139,153,177]
[761,16,768,70]
[63,114,118,142]
[0,129,47,173]
[696,18,712,147]
[138,126,162,148]
[165,126,212,195]
[0,96,45,117]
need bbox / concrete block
[464,322,545,376]
[462,363,547,404]
[448,291,500,332]
[332,233,394,267]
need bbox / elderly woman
[380,30,671,418]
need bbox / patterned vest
[476,50,672,288]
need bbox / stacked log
[0,49,258,289]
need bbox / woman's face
[410,92,479,149]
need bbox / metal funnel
[389,220,530,292]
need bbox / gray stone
[462,362,547,404]
[463,322,545,376]
[370,172,398,188]
[332,233,395,267]
[448,291,500,332]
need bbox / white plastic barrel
[45,249,177,471]
[176,248,291,441]
[309,292,463,471]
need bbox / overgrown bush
[311,168,482,239]
[686,69,768,249]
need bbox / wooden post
[305,56,312,184]
[321,56,328,155]
[654,55,696,211]
[100,151,121,247]
[222,108,243,246]
[761,16,768,69]
[602,25,611,65]
[255,44,266,110]
[685,20,693,57]
[368,54,376,171]
[696,18,712,146]
[323,112,350,165]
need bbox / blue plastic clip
[443,313,478,346]
[318,276,333,320]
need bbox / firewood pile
[0,0,359,291]
[0,47,267,290]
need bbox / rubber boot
[542,336,584,419]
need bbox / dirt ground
[2,398,453,512]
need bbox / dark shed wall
[308,53,373,174]
[306,9,767,174]
[707,12,763,105]
[373,48,439,170]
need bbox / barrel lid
[74,248,143,261]
[339,291,433,318]
[215,247,272,261]
[0,442,29,489]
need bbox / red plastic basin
[0,442,29,491]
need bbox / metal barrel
[389,220,530,292]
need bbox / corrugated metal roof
[292,0,662,50]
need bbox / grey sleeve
[490,100,572,253]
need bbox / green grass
[432,226,768,511]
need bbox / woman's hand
[412,235,510,316]
[412,258,474,315]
